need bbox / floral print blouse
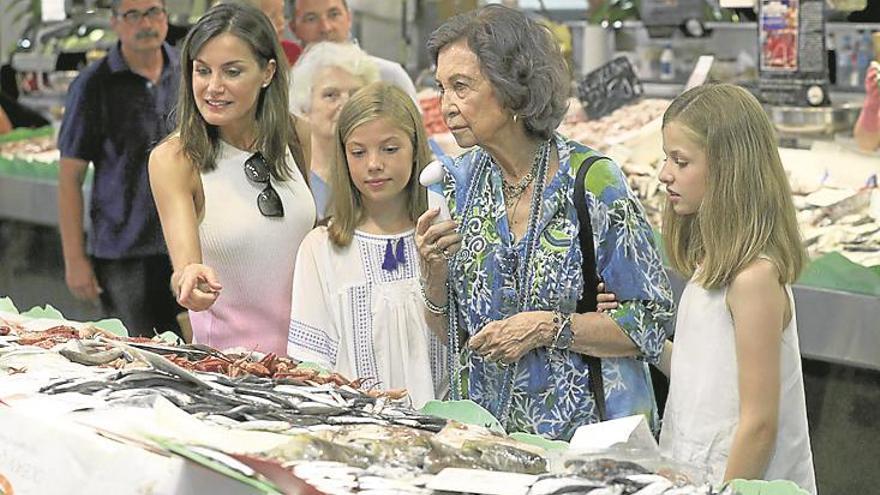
[442,133,674,440]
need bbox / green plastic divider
[12,301,130,336]
[0,158,93,182]
[655,229,880,296]
[0,126,62,181]
[20,304,65,320]
[797,252,880,297]
[419,399,505,433]
[0,126,54,144]
[293,361,331,376]
[727,479,809,495]
[156,330,183,344]
[419,400,569,451]
[507,432,569,452]
[0,156,59,178]
[0,297,19,314]
[89,318,128,337]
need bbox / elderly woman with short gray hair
[415,5,674,440]
[289,41,379,219]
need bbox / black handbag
[573,154,608,421]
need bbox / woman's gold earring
[513,114,518,123]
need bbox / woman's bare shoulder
[151,134,182,159]
[730,258,782,293]
[726,257,787,319]
[150,135,192,173]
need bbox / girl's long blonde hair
[661,83,805,289]
[328,82,430,247]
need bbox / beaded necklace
[501,144,544,208]
[446,137,553,426]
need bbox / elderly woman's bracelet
[551,311,574,350]
[419,280,448,315]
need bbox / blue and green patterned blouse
[442,133,674,441]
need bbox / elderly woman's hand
[172,263,222,312]
[415,208,461,284]
[597,282,620,312]
[468,311,556,365]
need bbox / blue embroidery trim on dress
[358,232,417,284]
[288,320,339,365]
[348,284,379,387]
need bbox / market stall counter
[666,272,880,371]
[0,301,752,495]
[0,127,92,227]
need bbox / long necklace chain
[502,141,549,208]
[495,146,550,426]
[447,136,554,426]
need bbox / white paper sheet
[427,468,537,495]
[569,415,659,454]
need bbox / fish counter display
[0,304,735,495]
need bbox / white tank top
[659,276,816,494]
[190,140,315,355]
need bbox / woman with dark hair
[416,5,673,439]
[149,2,314,354]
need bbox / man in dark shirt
[289,0,418,102]
[57,0,181,338]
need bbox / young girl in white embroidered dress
[655,84,815,491]
[287,82,447,408]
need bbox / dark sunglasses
[244,152,284,217]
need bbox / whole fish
[527,475,605,495]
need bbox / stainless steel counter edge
[790,285,880,371]
[0,174,91,227]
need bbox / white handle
[427,190,451,223]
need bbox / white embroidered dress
[287,226,447,408]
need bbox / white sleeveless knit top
[190,140,315,355]
[659,276,816,493]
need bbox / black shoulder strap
[574,154,607,421]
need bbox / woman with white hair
[290,41,379,220]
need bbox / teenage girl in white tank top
[600,84,815,492]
